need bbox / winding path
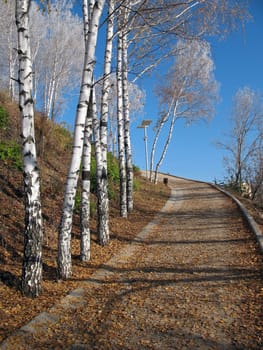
[1,176,262,349]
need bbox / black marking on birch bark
[19,89,26,97]
[23,255,42,263]
[84,83,92,88]
[17,48,24,55]
[24,150,33,158]
[67,176,76,180]
[23,135,35,145]
[101,167,107,180]
[23,114,33,119]
[82,171,90,181]
[100,121,107,127]
[24,72,33,80]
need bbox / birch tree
[150,40,219,183]
[80,94,93,261]
[0,0,18,99]
[37,0,84,120]
[97,0,115,245]
[116,27,127,217]
[15,0,43,297]
[58,0,105,279]
[218,87,263,195]
[96,73,145,156]
[121,7,134,212]
[128,0,249,83]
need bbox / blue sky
[65,1,262,183]
[130,0,263,183]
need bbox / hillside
[0,91,170,341]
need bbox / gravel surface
[1,176,262,349]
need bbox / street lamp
[137,119,152,179]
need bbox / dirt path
[1,177,262,349]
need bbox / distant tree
[96,74,145,156]
[0,0,17,99]
[15,0,43,297]
[129,0,250,84]
[36,0,84,120]
[217,87,263,198]
[150,39,219,183]
[0,0,84,117]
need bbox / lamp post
[137,119,152,179]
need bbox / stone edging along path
[211,183,263,254]
[159,173,263,254]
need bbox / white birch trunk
[80,94,92,261]
[117,32,127,218]
[91,87,108,244]
[9,48,15,100]
[122,29,133,212]
[58,0,105,279]
[154,102,179,184]
[16,0,43,297]
[98,0,114,244]
[150,97,175,182]
[46,70,56,119]
[79,0,93,260]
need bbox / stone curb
[209,183,263,254]
[158,172,263,254]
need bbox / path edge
[210,183,263,254]
[157,172,263,254]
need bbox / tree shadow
[42,262,58,281]
[0,173,23,200]
[0,270,21,290]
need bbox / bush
[107,152,119,183]
[133,164,140,176]
[0,141,23,171]
[0,106,9,129]
[133,178,140,191]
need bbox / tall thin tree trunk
[8,45,15,100]
[80,94,92,261]
[154,102,178,183]
[150,97,175,182]
[117,31,127,218]
[91,86,107,244]
[16,0,43,297]
[58,0,105,279]
[98,0,114,244]
[122,27,133,212]
[79,0,93,260]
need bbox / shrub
[133,178,140,191]
[0,106,9,129]
[133,164,140,176]
[0,141,23,171]
[107,152,119,183]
